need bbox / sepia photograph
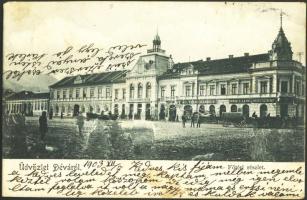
[1,1,306,198]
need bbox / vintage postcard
[2,1,306,199]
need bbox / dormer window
[74,76,83,84]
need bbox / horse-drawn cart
[221,112,246,127]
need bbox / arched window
[231,105,237,112]
[242,105,249,118]
[209,105,215,115]
[199,105,205,113]
[146,82,151,98]
[138,83,143,98]
[130,84,134,99]
[89,105,94,113]
[220,105,226,116]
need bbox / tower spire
[280,10,283,28]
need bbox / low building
[4,91,49,116]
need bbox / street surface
[2,117,304,161]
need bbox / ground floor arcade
[4,99,49,116]
[49,97,305,121]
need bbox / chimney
[244,53,249,57]
[229,55,234,59]
[206,57,211,61]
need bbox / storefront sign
[178,99,217,105]
[229,98,277,104]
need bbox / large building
[48,22,305,121]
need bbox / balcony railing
[54,96,112,101]
[128,98,151,102]
[147,49,165,54]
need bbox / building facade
[4,91,49,116]
[49,25,305,120]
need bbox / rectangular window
[171,86,175,97]
[243,83,250,94]
[220,84,226,95]
[76,88,80,98]
[115,89,119,99]
[185,85,191,97]
[106,87,111,98]
[295,82,300,95]
[260,81,267,94]
[90,87,94,98]
[209,85,215,95]
[69,89,73,98]
[161,86,166,98]
[83,88,87,98]
[57,90,60,99]
[50,91,54,99]
[63,89,67,99]
[123,89,126,99]
[98,87,102,98]
[281,81,288,93]
[231,84,237,95]
[199,85,205,96]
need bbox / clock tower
[128,33,171,77]
[125,33,172,120]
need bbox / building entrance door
[129,104,134,119]
[242,104,250,118]
[137,104,142,119]
[219,105,226,117]
[145,104,151,120]
[260,104,267,118]
[280,104,288,119]
[73,104,80,116]
[159,104,166,120]
[168,105,176,121]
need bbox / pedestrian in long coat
[39,111,48,140]
[196,113,201,128]
[181,115,186,128]
[191,113,196,128]
[76,113,85,137]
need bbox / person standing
[196,113,201,128]
[76,112,85,137]
[191,113,195,128]
[49,109,53,120]
[39,111,48,140]
[181,114,186,128]
[60,112,63,119]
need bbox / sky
[3,1,306,76]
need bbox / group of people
[181,112,201,128]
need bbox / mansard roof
[6,91,49,100]
[49,70,128,88]
[158,53,270,79]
